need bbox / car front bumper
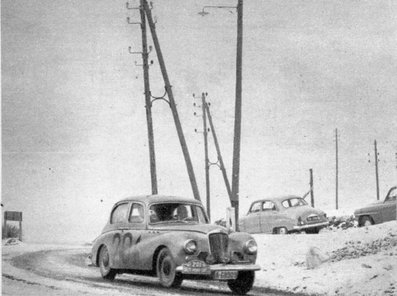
[176,263,261,273]
[292,221,329,231]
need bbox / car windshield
[149,203,208,224]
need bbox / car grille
[209,232,228,263]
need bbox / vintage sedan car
[91,195,260,295]
[239,195,328,234]
[354,186,397,227]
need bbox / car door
[119,202,146,269]
[382,188,397,222]
[245,201,262,233]
[108,202,131,268]
[259,201,278,233]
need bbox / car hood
[150,223,228,234]
[354,201,384,214]
[284,205,325,219]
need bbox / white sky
[2,0,397,243]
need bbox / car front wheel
[99,245,117,280]
[227,271,255,295]
[156,248,183,288]
[360,216,374,227]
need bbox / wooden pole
[231,0,243,230]
[335,128,339,210]
[139,0,158,194]
[202,93,210,219]
[310,168,314,207]
[374,140,380,200]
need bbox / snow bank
[253,221,397,295]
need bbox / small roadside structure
[3,211,23,241]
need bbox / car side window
[129,203,144,223]
[250,202,262,213]
[111,203,130,224]
[262,201,276,211]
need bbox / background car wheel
[360,216,374,227]
[156,248,183,288]
[227,271,255,295]
[276,227,288,235]
[99,245,117,280]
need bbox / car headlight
[184,239,197,254]
[244,239,257,255]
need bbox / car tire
[227,271,255,295]
[360,216,374,227]
[156,248,183,288]
[99,245,117,280]
[276,227,288,235]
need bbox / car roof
[116,195,203,205]
[251,195,302,203]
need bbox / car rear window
[111,203,129,224]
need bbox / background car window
[129,203,144,223]
[111,203,129,224]
[386,188,397,202]
[262,201,276,211]
[289,198,307,207]
[250,202,262,213]
[281,200,290,208]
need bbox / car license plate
[182,260,210,274]
[214,270,238,280]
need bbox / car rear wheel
[360,216,374,227]
[99,245,117,280]
[275,227,288,235]
[227,271,255,295]
[157,248,183,288]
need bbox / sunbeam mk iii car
[91,195,260,295]
[239,195,329,234]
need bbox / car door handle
[119,227,129,231]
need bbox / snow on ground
[253,221,397,296]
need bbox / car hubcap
[279,228,287,234]
[364,220,372,226]
[101,248,110,271]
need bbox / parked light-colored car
[91,195,260,295]
[354,186,397,227]
[239,195,329,234]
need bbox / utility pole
[138,0,158,194]
[201,93,211,219]
[143,0,201,201]
[205,101,233,201]
[310,168,314,207]
[231,0,243,230]
[335,128,339,210]
[374,140,380,200]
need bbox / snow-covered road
[2,245,293,296]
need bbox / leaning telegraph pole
[138,0,158,194]
[142,0,201,201]
[205,101,233,201]
[231,0,243,230]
